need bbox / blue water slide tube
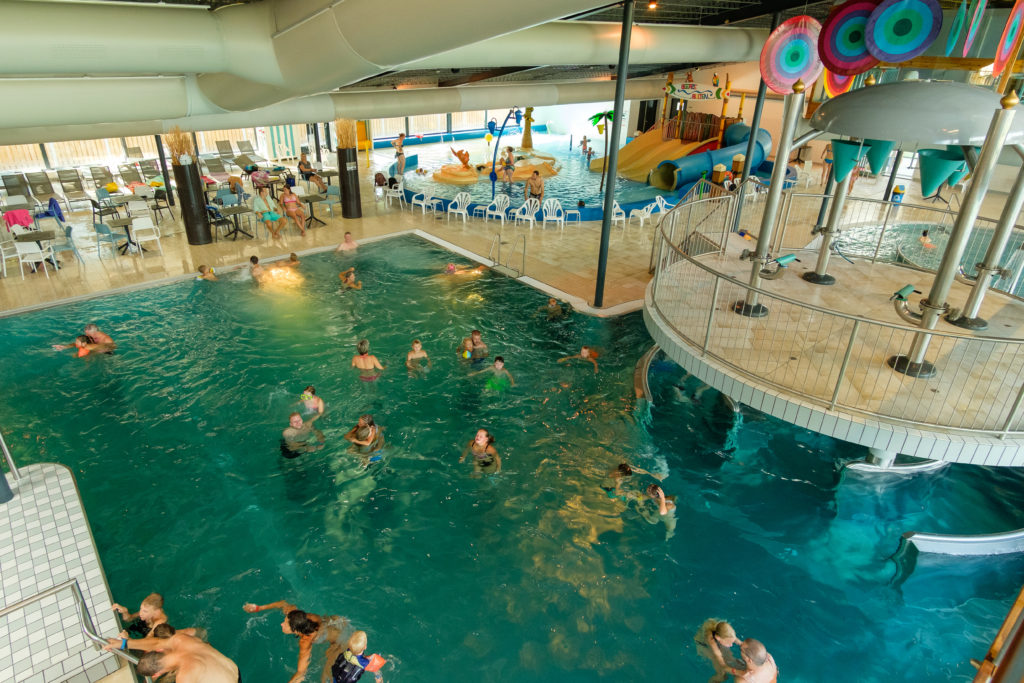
[647,124,773,191]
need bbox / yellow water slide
[589,128,712,182]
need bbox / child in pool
[460,428,501,475]
[196,265,218,281]
[113,593,168,639]
[406,339,431,372]
[471,356,515,390]
[299,385,324,415]
[637,484,677,539]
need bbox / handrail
[0,579,141,672]
[486,233,500,266]
[507,234,526,276]
[973,584,1024,682]
[0,428,19,480]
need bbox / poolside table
[302,193,327,228]
[107,216,141,254]
[220,204,254,240]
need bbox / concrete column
[804,173,849,285]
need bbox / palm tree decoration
[589,109,615,193]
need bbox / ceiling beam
[438,66,538,88]
[614,62,707,80]
[699,0,815,26]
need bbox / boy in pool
[325,630,387,683]
[558,345,599,373]
[340,267,363,290]
[284,252,301,268]
[406,339,431,371]
[539,297,567,321]
[250,255,265,281]
[335,231,358,252]
[471,355,515,389]
[112,593,167,639]
[196,265,218,281]
[637,484,677,540]
[601,462,665,500]
[281,411,325,457]
[468,329,489,363]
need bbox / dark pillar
[732,11,781,234]
[324,123,332,151]
[593,0,635,308]
[883,150,904,201]
[154,135,175,207]
[172,162,212,244]
[313,125,322,163]
[39,144,51,169]
[191,132,201,158]
[338,147,362,219]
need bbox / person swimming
[344,414,386,455]
[540,297,567,321]
[468,330,489,364]
[558,345,599,374]
[326,630,387,683]
[460,428,501,474]
[695,618,745,683]
[637,483,677,539]
[299,385,324,415]
[281,412,325,458]
[406,339,431,372]
[340,267,363,290]
[444,263,486,276]
[471,356,515,390]
[351,339,384,381]
[196,265,217,281]
[457,337,474,360]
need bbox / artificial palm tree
[589,109,615,193]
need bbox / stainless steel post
[805,175,849,285]
[734,84,805,318]
[889,95,1018,377]
[950,163,1024,329]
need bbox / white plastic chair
[542,198,564,229]
[485,195,511,225]
[655,195,676,213]
[513,198,541,229]
[628,201,657,227]
[446,192,471,223]
[411,191,443,215]
[611,201,626,227]
[15,240,54,279]
[126,199,152,225]
[384,181,406,209]
[799,159,814,187]
[131,214,163,255]
[0,232,19,277]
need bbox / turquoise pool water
[0,236,1021,682]
[402,133,669,208]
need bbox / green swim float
[485,375,510,392]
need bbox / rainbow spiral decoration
[993,0,1024,77]
[759,15,824,94]
[865,0,943,63]
[824,70,856,97]
[945,0,966,56]
[819,0,881,76]
[963,0,988,56]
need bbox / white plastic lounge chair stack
[15,240,54,279]
[513,198,541,229]
[541,198,565,229]
[447,192,471,223]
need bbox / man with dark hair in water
[107,632,238,683]
[242,599,348,683]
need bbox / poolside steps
[0,464,126,683]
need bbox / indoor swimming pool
[0,236,1021,682]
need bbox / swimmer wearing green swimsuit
[471,356,515,390]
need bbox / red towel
[4,209,32,228]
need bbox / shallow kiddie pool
[0,235,1021,682]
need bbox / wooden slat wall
[0,144,45,172]
[195,128,257,154]
[43,138,124,168]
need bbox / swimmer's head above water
[288,412,303,429]
[282,609,319,637]
[357,339,370,355]
[300,385,316,401]
[475,428,494,447]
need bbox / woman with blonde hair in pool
[352,339,384,381]
[694,618,745,683]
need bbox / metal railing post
[0,429,20,480]
[830,320,860,409]
[871,203,894,263]
[703,278,721,355]
[1000,382,1024,438]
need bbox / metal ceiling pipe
[0,79,669,145]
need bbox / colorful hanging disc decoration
[759,15,824,94]
[819,0,881,75]
[945,0,967,56]
[865,0,943,63]
[824,69,855,97]
[963,0,988,56]
[993,0,1024,77]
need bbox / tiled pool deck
[0,464,128,683]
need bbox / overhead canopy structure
[810,80,1024,148]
